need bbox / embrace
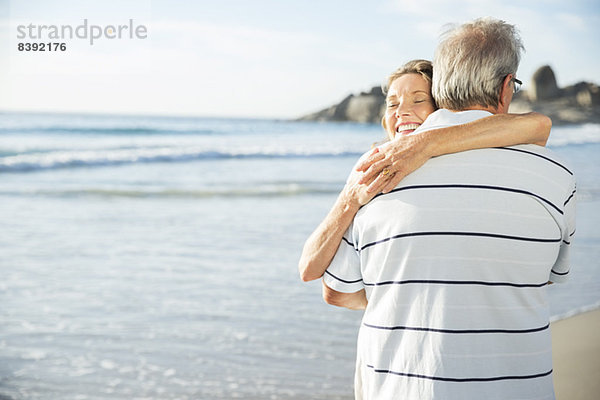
[299,18,576,400]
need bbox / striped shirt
[324,109,576,400]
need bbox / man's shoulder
[455,144,574,177]
[397,144,576,190]
[435,144,570,168]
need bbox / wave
[0,148,362,173]
[0,126,219,135]
[0,184,343,199]
[548,123,600,147]
[5,184,598,201]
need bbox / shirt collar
[413,109,494,135]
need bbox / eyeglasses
[511,76,522,94]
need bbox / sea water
[0,113,598,399]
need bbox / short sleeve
[550,180,576,283]
[323,222,364,293]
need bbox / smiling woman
[382,59,437,138]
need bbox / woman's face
[384,73,436,139]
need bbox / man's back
[325,143,576,399]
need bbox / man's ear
[498,74,514,113]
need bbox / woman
[299,59,551,283]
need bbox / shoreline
[551,308,600,399]
[550,301,600,323]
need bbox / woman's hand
[355,133,432,194]
[341,162,383,207]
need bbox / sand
[551,308,600,400]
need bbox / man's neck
[449,105,500,114]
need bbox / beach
[552,308,600,400]
[0,113,599,399]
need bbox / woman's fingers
[356,148,384,172]
[366,170,393,193]
[381,172,405,193]
[359,158,390,184]
[366,167,406,194]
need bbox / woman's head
[382,59,437,139]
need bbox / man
[322,18,576,399]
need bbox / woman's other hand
[355,133,432,194]
[341,159,382,207]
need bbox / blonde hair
[383,59,434,95]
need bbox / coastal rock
[529,65,560,101]
[510,74,600,124]
[298,66,600,125]
[300,87,385,123]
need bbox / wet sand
[552,308,600,400]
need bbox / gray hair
[432,17,524,110]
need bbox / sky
[1,0,599,119]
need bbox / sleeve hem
[549,270,570,284]
[323,272,365,293]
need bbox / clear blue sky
[1,0,599,118]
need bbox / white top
[324,109,576,400]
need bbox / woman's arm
[298,160,378,282]
[357,112,552,193]
[322,281,367,310]
[298,192,359,282]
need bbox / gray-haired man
[323,18,576,399]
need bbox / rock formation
[298,66,600,125]
[300,86,386,124]
[510,66,600,124]
[529,65,560,101]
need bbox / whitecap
[21,350,46,360]
[100,360,117,370]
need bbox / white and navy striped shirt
[324,109,576,400]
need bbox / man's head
[432,17,524,113]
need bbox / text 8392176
[17,42,67,51]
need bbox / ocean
[1,112,599,399]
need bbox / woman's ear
[381,116,395,140]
